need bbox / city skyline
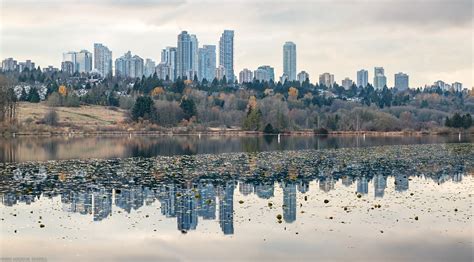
[0,0,471,88]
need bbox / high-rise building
[373,67,387,89]
[190,34,199,79]
[94,43,112,77]
[155,62,169,80]
[254,65,274,82]
[63,51,77,72]
[319,72,335,87]
[283,41,297,81]
[341,77,353,90]
[434,80,447,90]
[144,59,156,77]
[198,45,216,81]
[75,50,93,73]
[160,47,177,81]
[452,82,463,92]
[177,31,198,80]
[219,30,234,82]
[357,69,368,87]
[297,71,309,84]
[115,51,144,78]
[17,60,35,72]
[61,61,74,75]
[239,68,253,83]
[1,58,17,71]
[394,72,409,90]
[42,65,59,73]
[215,65,226,81]
[63,50,92,74]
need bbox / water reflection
[1,143,471,235]
[0,134,471,162]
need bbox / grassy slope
[17,102,127,129]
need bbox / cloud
[0,0,472,88]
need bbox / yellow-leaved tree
[58,85,67,96]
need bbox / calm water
[0,134,471,162]
[0,138,473,262]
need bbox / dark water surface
[0,142,472,262]
[0,134,471,163]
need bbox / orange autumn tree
[151,87,165,97]
[288,87,298,100]
[58,85,67,96]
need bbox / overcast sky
[1,0,472,87]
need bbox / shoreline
[2,129,472,138]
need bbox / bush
[119,96,135,110]
[263,123,277,134]
[64,94,80,107]
[42,110,59,126]
[46,92,61,107]
[314,127,329,135]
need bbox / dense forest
[0,68,473,133]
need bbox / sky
[0,0,473,88]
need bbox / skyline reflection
[1,143,471,235]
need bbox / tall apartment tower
[176,31,199,80]
[357,69,368,87]
[198,45,216,81]
[160,47,177,81]
[94,43,112,77]
[394,72,409,90]
[219,30,234,82]
[373,67,387,89]
[283,42,297,81]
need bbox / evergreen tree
[462,114,472,129]
[131,96,155,121]
[242,106,262,131]
[28,88,41,103]
[180,98,197,120]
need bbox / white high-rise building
[177,31,198,80]
[215,65,226,81]
[115,51,144,78]
[341,77,353,90]
[160,47,177,81]
[373,67,387,89]
[94,43,112,77]
[144,59,156,77]
[75,50,93,73]
[198,45,216,81]
[219,30,234,82]
[254,66,274,82]
[297,71,309,84]
[452,82,463,92]
[17,60,35,72]
[283,41,297,81]
[64,50,92,74]
[394,72,409,90]
[357,69,368,87]
[239,69,253,83]
[190,34,199,79]
[1,58,18,71]
[319,73,335,87]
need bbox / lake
[0,135,473,262]
[0,134,471,162]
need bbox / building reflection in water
[2,171,468,235]
[0,145,471,235]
